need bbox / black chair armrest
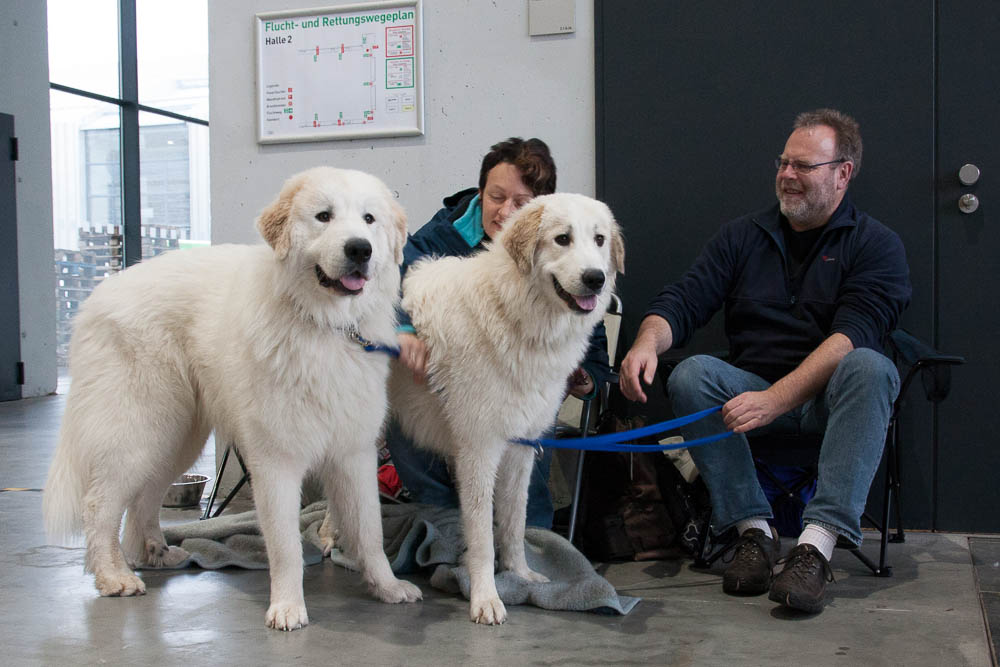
[888,329,965,405]
[888,329,965,367]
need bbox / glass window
[51,90,122,252]
[48,0,210,376]
[48,0,215,481]
[51,90,123,367]
[47,0,120,99]
[84,128,123,228]
[138,113,211,250]
[137,0,209,121]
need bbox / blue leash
[357,330,728,451]
[347,328,401,358]
[513,405,733,452]
[360,339,401,357]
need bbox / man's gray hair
[794,109,863,180]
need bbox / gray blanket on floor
[160,501,639,615]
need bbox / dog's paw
[320,536,337,558]
[95,571,146,597]
[318,513,340,557]
[371,577,423,604]
[144,542,190,568]
[265,601,309,631]
[160,545,190,567]
[513,567,549,584]
[470,596,507,625]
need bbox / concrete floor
[1,391,997,666]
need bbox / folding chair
[660,328,963,576]
[556,294,622,544]
[201,443,251,520]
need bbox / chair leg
[693,517,714,569]
[847,442,894,577]
[567,450,586,545]
[200,445,232,520]
[566,398,593,545]
[201,444,251,520]
[848,545,891,577]
[889,431,906,543]
[691,513,738,569]
[876,447,893,575]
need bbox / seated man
[620,109,911,613]
[390,136,612,529]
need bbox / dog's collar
[337,325,401,358]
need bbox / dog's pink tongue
[574,294,598,311]
[340,274,367,291]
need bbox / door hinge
[9,137,18,161]
[16,362,24,385]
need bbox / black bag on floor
[577,413,711,561]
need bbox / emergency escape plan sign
[255,1,424,143]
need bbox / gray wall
[208,0,598,490]
[208,0,597,240]
[1,2,57,398]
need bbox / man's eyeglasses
[774,158,847,173]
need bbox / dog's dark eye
[554,233,571,246]
[364,213,375,224]
[595,234,605,247]
[316,211,332,223]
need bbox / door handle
[958,164,981,213]
[959,163,980,186]
[959,193,979,214]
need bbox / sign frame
[255,0,424,143]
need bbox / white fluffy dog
[43,166,422,631]
[386,193,624,624]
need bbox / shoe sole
[768,588,824,613]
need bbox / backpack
[577,412,712,561]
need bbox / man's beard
[776,181,835,225]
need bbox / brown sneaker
[769,543,836,613]
[720,527,780,595]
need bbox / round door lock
[959,163,981,186]
[959,193,980,214]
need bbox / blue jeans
[668,349,900,546]
[385,419,555,529]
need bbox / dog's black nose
[581,269,605,291]
[344,238,372,264]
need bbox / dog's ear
[257,179,301,260]
[389,198,408,265]
[610,221,626,275]
[503,202,544,274]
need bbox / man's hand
[722,389,785,434]
[620,316,674,403]
[566,367,595,398]
[620,342,658,403]
[721,333,854,433]
[397,332,429,384]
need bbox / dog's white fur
[43,166,422,631]
[385,193,624,624]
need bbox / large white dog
[43,166,422,631]
[386,193,624,624]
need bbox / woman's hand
[397,333,429,383]
[566,367,595,398]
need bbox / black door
[934,1,1000,531]
[0,113,21,402]
[597,1,996,531]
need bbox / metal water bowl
[162,473,211,508]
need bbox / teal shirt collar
[452,193,484,248]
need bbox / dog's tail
[42,421,88,545]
